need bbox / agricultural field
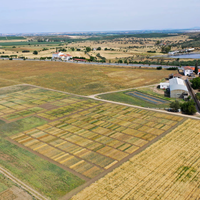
[0,84,185,199]
[72,119,200,200]
[98,84,185,109]
[0,173,33,200]
[99,90,171,109]
[0,60,170,95]
[0,33,195,64]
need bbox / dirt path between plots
[0,166,48,200]
[19,83,200,120]
[61,118,187,200]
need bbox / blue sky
[0,0,199,33]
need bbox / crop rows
[72,119,200,200]
[9,92,183,179]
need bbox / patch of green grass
[0,116,85,199]
[99,91,170,109]
[0,116,47,137]
[0,173,15,193]
[176,166,197,182]
[0,85,34,95]
[0,138,85,199]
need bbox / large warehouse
[169,78,188,98]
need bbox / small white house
[183,66,194,76]
[160,82,170,89]
[52,52,72,61]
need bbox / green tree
[161,46,171,53]
[33,51,38,55]
[190,77,200,89]
[181,100,196,115]
[195,62,198,75]
[170,100,180,112]
[97,47,101,50]
[86,47,91,52]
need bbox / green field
[99,91,170,109]
[0,173,15,193]
[98,85,184,109]
[0,37,25,40]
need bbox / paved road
[0,166,48,200]
[0,58,192,69]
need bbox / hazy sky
[0,0,199,33]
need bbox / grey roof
[169,78,188,92]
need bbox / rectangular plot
[83,166,104,179]
[62,156,82,168]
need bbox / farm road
[21,83,200,120]
[0,166,48,200]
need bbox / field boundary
[17,83,200,120]
[61,117,187,200]
[0,165,48,200]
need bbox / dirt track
[0,166,48,200]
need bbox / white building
[160,82,170,89]
[183,66,194,76]
[169,77,188,98]
[52,52,72,61]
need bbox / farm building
[160,82,169,89]
[184,66,194,76]
[168,73,183,79]
[52,52,72,61]
[169,77,188,98]
[183,66,200,76]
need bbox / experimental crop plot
[4,86,183,180]
[72,119,200,200]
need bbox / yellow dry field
[68,35,189,49]
[0,60,169,95]
[72,119,200,200]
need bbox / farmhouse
[52,52,72,61]
[183,66,194,76]
[183,66,200,76]
[169,77,188,98]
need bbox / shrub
[157,66,162,70]
[33,51,38,55]
[167,67,178,70]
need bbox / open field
[0,33,195,64]
[0,84,185,199]
[72,119,200,200]
[98,84,185,109]
[98,90,171,109]
[0,173,34,200]
[0,60,170,95]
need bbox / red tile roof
[184,66,194,70]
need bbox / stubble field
[0,60,169,95]
[72,119,200,200]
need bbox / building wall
[170,90,187,98]
[160,83,169,89]
[184,69,193,76]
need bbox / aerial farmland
[0,33,200,200]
